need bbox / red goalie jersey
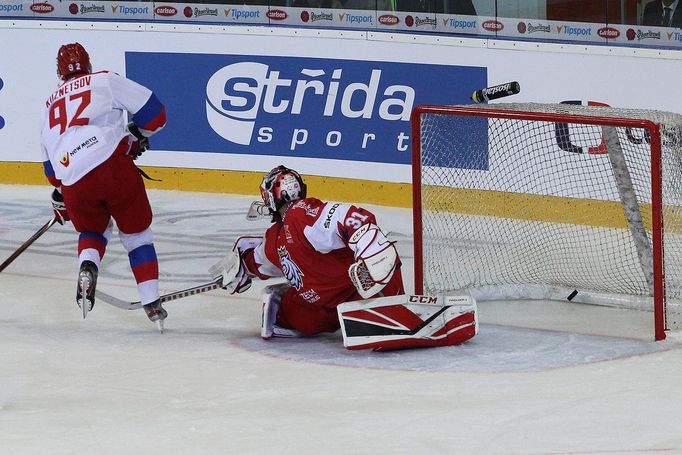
[241,198,405,332]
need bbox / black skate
[76,260,98,319]
[143,299,167,333]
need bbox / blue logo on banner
[125,52,487,167]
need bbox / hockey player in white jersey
[40,43,168,330]
[212,166,478,350]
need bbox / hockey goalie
[211,165,478,350]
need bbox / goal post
[411,103,682,341]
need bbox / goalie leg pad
[337,295,478,351]
[261,283,300,339]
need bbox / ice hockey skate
[76,260,98,319]
[143,299,167,333]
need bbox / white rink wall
[1,21,682,184]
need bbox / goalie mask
[57,43,92,81]
[260,166,307,222]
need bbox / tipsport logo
[110,4,149,15]
[205,61,416,151]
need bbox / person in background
[393,0,476,14]
[642,0,682,27]
[269,0,343,7]
[40,43,169,331]
[340,0,475,13]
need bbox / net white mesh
[415,103,682,337]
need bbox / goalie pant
[271,271,404,337]
[243,197,405,336]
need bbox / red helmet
[57,43,92,81]
[260,165,307,220]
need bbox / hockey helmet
[57,43,92,81]
[260,165,307,220]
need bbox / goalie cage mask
[57,43,92,81]
[260,165,307,222]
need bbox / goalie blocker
[338,294,478,351]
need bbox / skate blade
[155,319,164,333]
[79,277,90,320]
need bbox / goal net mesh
[415,103,682,334]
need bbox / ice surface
[2,184,682,455]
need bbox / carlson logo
[378,14,399,25]
[482,20,503,31]
[31,2,54,13]
[155,5,177,16]
[266,9,287,20]
[598,27,620,39]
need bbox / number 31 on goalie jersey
[344,209,372,231]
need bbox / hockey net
[411,103,682,340]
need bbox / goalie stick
[96,277,224,310]
[0,216,59,273]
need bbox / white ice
[2,184,682,455]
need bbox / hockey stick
[0,216,59,273]
[96,277,224,310]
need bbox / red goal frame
[411,104,666,340]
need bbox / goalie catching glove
[348,223,399,299]
[209,236,263,294]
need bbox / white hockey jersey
[40,71,162,186]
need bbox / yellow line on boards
[5,162,679,232]
[0,162,413,208]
